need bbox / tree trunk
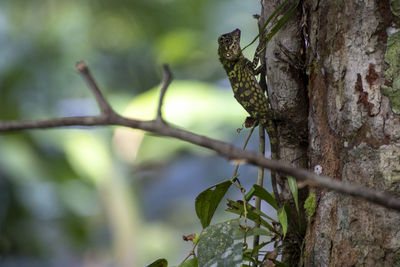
[260,0,400,265]
[260,0,309,264]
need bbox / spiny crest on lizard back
[217,28,272,125]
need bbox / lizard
[218,28,281,205]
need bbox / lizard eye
[224,38,231,45]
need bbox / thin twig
[230,178,251,248]
[270,156,281,208]
[233,124,257,177]
[231,125,257,246]
[156,64,173,121]
[179,230,203,265]
[253,126,265,253]
[1,63,400,212]
[76,60,115,116]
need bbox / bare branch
[0,116,108,131]
[2,113,400,211]
[156,64,173,121]
[1,63,400,212]
[76,61,115,116]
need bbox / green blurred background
[0,0,272,266]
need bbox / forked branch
[76,61,115,116]
[157,64,173,121]
[0,62,400,212]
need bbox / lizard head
[218,28,242,61]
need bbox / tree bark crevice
[294,0,400,265]
[259,0,400,265]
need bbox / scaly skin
[218,29,281,206]
[218,29,278,158]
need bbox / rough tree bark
[261,0,309,202]
[261,0,400,265]
[260,0,309,263]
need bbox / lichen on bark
[304,191,316,224]
[390,0,400,17]
[383,30,400,114]
[301,0,400,265]
[379,144,400,191]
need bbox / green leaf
[242,249,257,263]
[283,202,294,222]
[193,233,200,245]
[278,207,288,238]
[287,176,299,214]
[251,241,272,256]
[245,184,278,210]
[226,199,276,233]
[197,219,244,267]
[304,191,316,224]
[273,260,290,267]
[250,205,277,222]
[146,258,168,267]
[242,0,290,50]
[245,227,271,237]
[195,180,232,228]
[265,0,300,43]
[178,258,198,267]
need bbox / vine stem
[233,125,257,177]
[231,124,257,248]
[253,126,266,264]
[179,230,203,265]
